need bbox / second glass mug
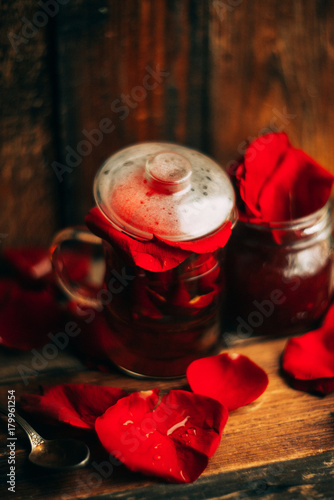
[51,143,237,378]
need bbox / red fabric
[186,353,269,410]
[95,389,228,483]
[85,207,231,272]
[229,132,334,222]
[282,303,334,395]
[20,383,127,429]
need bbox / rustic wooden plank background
[1,0,334,247]
[210,0,334,170]
[1,3,334,498]
[1,0,59,247]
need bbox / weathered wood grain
[0,335,333,499]
[55,0,211,224]
[0,1,58,247]
[2,0,334,246]
[209,0,334,172]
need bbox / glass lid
[94,142,236,241]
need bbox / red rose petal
[229,132,334,222]
[186,353,269,410]
[241,132,291,219]
[3,247,91,285]
[0,278,65,350]
[3,247,52,281]
[258,147,334,221]
[146,282,217,318]
[20,383,128,429]
[157,221,232,254]
[131,278,164,320]
[282,303,334,395]
[86,207,192,272]
[60,247,93,284]
[157,390,227,458]
[85,207,232,272]
[95,389,228,483]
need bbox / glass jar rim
[239,200,331,232]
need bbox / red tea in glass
[51,143,237,377]
[225,202,334,338]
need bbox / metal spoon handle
[0,401,44,448]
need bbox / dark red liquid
[101,243,226,377]
[225,223,334,338]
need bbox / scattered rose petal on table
[20,383,128,429]
[186,353,269,410]
[3,247,91,284]
[3,247,52,282]
[281,303,334,395]
[95,389,228,483]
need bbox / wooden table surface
[1,333,334,500]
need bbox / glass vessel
[225,202,334,338]
[51,143,237,377]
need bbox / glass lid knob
[145,151,192,194]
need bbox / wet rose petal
[229,132,334,222]
[131,278,164,320]
[20,383,128,429]
[282,303,334,395]
[187,353,269,410]
[95,389,228,483]
[0,278,65,350]
[146,282,217,318]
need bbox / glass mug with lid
[51,143,237,378]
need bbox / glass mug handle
[50,226,104,309]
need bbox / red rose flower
[229,132,334,222]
